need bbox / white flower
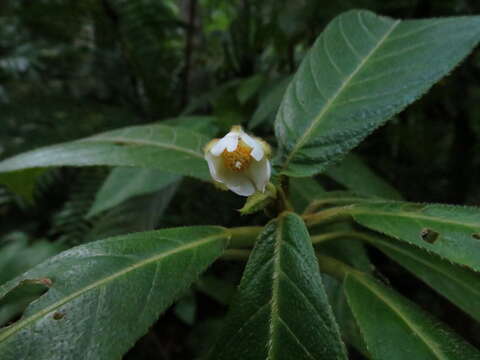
[204,126,271,197]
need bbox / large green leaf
[86,167,180,218]
[275,10,480,176]
[0,124,210,184]
[0,226,229,360]
[344,272,480,359]
[325,153,402,199]
[368,235,480,322]
[349,202,480,272]
[208,212,347,360]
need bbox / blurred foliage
[1,0,480,358]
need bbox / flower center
[221,140,252,172]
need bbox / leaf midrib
[0,233,226,344]
[281,19,400,171]
[266,217,283,360]
[350,275,448,360]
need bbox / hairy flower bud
[204,126,271,196]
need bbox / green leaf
[0,168,46,202]
[289,177,326,212]
[344,272,480,360]
[86,167,180,218]
[325,153,402,199]
[0,226,229,360]
[85,182,180,241]
[238,183,277,215]
[249,76,292,130]
[275,10,480,176]
[349,202,480,272]
[368,235,480,322]
[0,124,210,183]
[0,237,60,285]
[208,212,347,360]
[237,74,265,104]
[323,275,368,357]
[162,115,219,137]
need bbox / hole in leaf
[473,233,480,240]
[53,311,65,320]
[0,278,52,328]
[420,228,439,244]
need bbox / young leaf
[86,167,180,218]
[369,235,480,322]
[325,153,402,199]
[350,202,480,272]
[0,124,210,185]
[208,212,347,360]
[344,272,480,360]
[0,226,229,360]
[275,10,480,176]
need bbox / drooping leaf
[349,202,480,272]
[208,212,347,360]
[0,226,229,360]
[344,272,480,360]
[0,124,210,184]
[368,235,480,322]
[275,10,480,176]
[87,167,180,218]
[325,153,402,199]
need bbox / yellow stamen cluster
[221,141,252,172]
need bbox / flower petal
[210,159,255,196]
[247,158,270,192]
[224,133,239,152]
[205,152,223,181]
[241,133,264,160]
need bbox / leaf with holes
[0,124,210,187]
[207,212,347,360]
[368,235,480,322]
[349,202,480,272]
[345,272,480,360]
[0,227,229,360]
[275,10,480,176]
